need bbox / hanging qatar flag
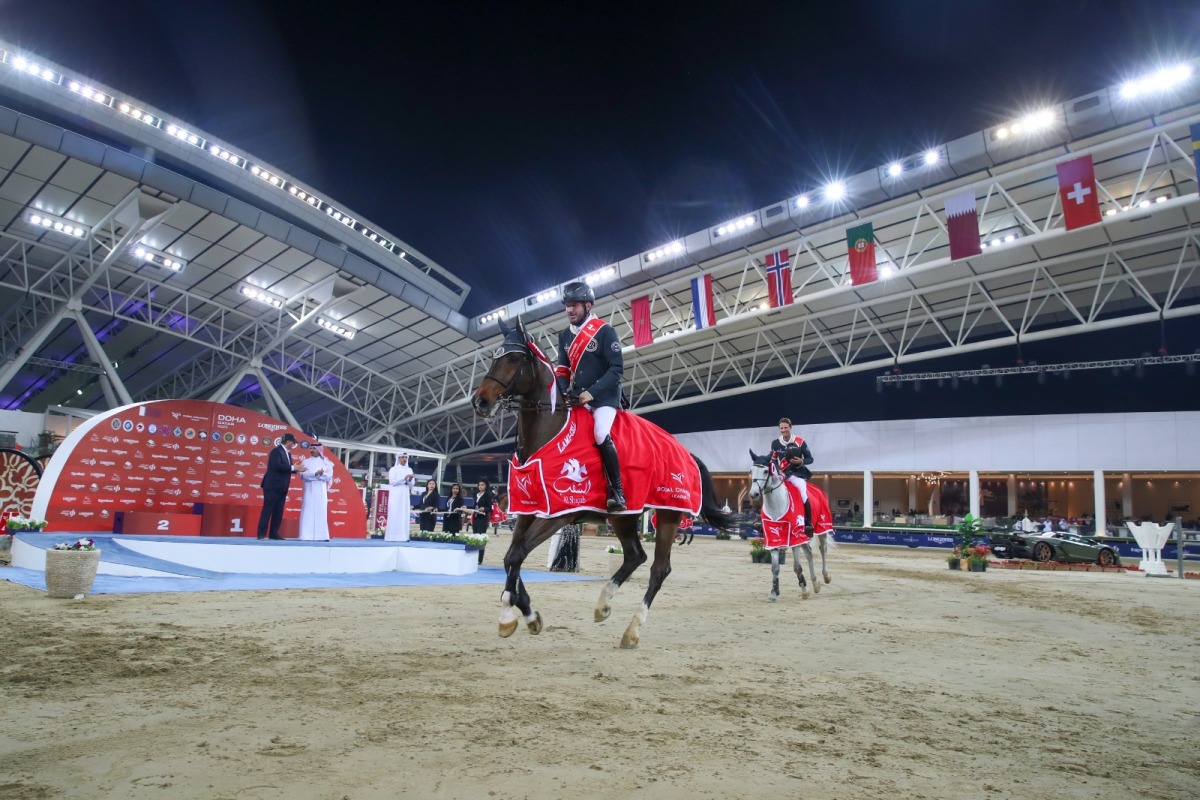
[1056,155,1101,230]
[945,191,981,260]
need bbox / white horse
[748,450,835,602]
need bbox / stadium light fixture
[526,287,561,309]
[645,240,684,263]
[207,144,243,167]
[886,162,904,178]
[583,265,617,285]
[923,148,941,166]
[132,244,185,272]
[712,214,757,238]
[991,108,1056,141]
[979,230,1021,250]
[316,316,356,340]
[823,181,846,202]
[7,54,61,84]
[26,211,88,238]
[240,284,284,309]
[479,308,506,325]
[287,185,322,209]
[793,194,810,209]
[117,102,158,128]
[1119,64,1193,99]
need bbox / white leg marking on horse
[620,602,649,649]
[594,580,617,622]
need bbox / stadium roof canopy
[0,41,1197,459]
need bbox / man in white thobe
[385,453,414,541]
[298,443,333,541]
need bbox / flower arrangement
[53,537,97,551]
[6,517,48,532]
[410,531,488,548]
[748,537,765,553]
[606,544,623,555]
[967,543,991,567]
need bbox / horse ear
[748,448,758,460]
[514,315,528,341]
[497,316,513,336]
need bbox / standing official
[257,432,299,540]
[555,281,626,512]
[385,453,414,541]
[297,440,333,541]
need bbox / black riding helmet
[561,281,595,305]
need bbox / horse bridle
[482,341,556,412]
[749,458,783,496]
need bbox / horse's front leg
[595,517,646,623]
[804,540,820,594]
[795,544,811,599]
[818,534,832,584]
[617,515,667,649]
[499,516,560,637]
[768,548,781,602]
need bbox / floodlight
[317,316,356,340]
[923,149,940,165]
[645,240,684,262]
[240,284,284,309]
[1119,64,1193,99]
[27,211,88,238]
[583,265,617,285]
[131,244,185,272]
[713,214,757,238]
[887,162,903,177]
[823,182,846,202]
[793,194,810,209]
[480,309,507,324]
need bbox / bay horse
[471,316,734,648]
[747,449,835,602]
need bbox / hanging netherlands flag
[691,274,715,330]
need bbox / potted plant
[44,537,101,599]
[6,517,48,532]
[951,513,983,569]
[748,537,777,563]
[967,544,991,572]
[946,546,963,569]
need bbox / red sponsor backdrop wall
[31,400,367,537]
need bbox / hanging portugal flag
[631,295,653,348]
[847,223,877,285]
[1191,123,1200,191]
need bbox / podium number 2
[157,519,169,531]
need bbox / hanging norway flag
[765,249,793,307]
[691,274,715,330]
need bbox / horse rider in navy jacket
[555,281,627,513]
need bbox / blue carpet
[3,533,598,595]
[1,564,598,595]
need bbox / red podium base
[113,511,203,536]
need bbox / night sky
[1,1,1197,316]
[0,1,1196,429]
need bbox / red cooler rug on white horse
[761,481,834,549]
[507,407,702,518]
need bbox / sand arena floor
[1,536,1197,799]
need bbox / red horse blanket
[507,407,702,518]
[761,480,833,549]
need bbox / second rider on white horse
[769,417,814,532]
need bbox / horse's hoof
[813,582,821,594]
[823,573,832,584]
[801,590,811,600]
[594,605,611,623]
[768,593,778,603]
[527,611,543,635]
[620,630,639,649]
[499,619,518,638]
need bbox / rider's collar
[568,312,595,335]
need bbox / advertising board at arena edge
[30,399,367,536]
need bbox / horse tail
[693,455,736,531]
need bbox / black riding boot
[597,435,627,513]
[804,498,814,535]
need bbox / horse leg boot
[597,435,627,513]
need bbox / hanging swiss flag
[631,295,653,348]
[1056,155,1102,230]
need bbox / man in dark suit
[257,432,299,540]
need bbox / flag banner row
[629,147,1152,341]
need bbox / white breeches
[590,405,616,444]
[785,475,809,502]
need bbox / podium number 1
[230,517,244,533]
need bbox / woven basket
[44,549,102,599]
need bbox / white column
[1007,474,1018,517]
[1122,473,1133,518]
[862,470,873,528]
[1093,470,1107,537]
[969,470,981,519]
[908,476,917,516]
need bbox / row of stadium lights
[239,284,356,339]
[0,49,407,266]
[25,210,188,271]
